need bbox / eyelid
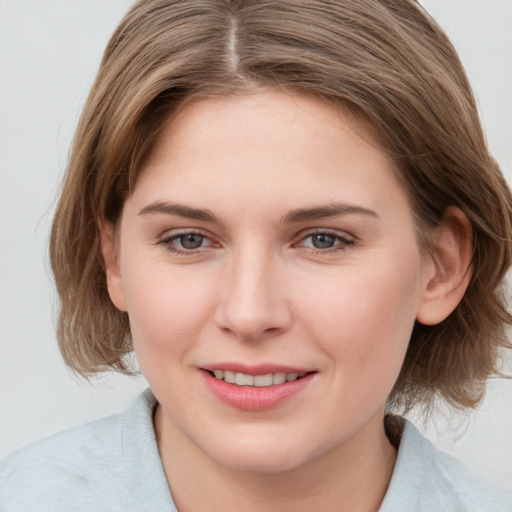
[157,226,212,241]
[295,228,355,242]
[157,228,219,254]
[293,228,356,251]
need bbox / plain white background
[1,0,511,490]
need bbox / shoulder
[380,418,512,512]
[0,389,174,512]
[0,410,122,511]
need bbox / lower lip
[201,371,314,411]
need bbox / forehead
[130,91,413,225]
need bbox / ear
[416,207,473,325]
[99,222,127,312]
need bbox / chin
[196,429,318,474]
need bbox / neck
[154,406,397,512]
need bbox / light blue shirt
[1,389,511,511]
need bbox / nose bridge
[215,241,290,340]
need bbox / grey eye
[311,233,336,249]
[179,233,204,249]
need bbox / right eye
[159,231,214,254]
[175,233,206,250]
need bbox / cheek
[121,264,216,360]
[297,255,422,376]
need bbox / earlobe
[416,207,473,326]
[99,222,127,312]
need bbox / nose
[214,248,292,341]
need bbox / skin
[102,91,472,511]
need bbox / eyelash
[295,230,355,253]
[158,231,213,255]
[157,230,355,256]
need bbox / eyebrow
[138,200,379,224]
[139,201,217,222]
[282,203,379,223]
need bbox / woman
[1,1,511,510]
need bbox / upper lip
[200,363,315,375]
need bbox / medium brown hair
[50,0,512,412]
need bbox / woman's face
[107,91,432,473]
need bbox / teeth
[273,372,286,385]
[236,373,254,386]
[211,370,306,387]
[224,371,236,384]
[254,374,273,387]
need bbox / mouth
[200,365,316,411]
[204,369,311,387]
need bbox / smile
[209,370,307,387]
[201,366,316,411]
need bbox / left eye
[299,232,353,250]
[309,233,337,249]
